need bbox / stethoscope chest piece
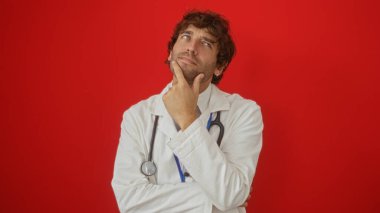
[141,161,157,176]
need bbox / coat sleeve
[111,109,211,213]
[167,100,263,211]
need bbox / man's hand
[163,60,204,130]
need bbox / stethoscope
[141,112,224,179]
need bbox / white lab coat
[112,83,263,212]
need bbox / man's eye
[202,41,212,48]
[181,34,190,40]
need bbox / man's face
[168,25,222,86]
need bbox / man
[112,10,263,212]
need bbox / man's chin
[172,62,199,84]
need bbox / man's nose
[186,40,198,56]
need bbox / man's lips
[177,56,197,65]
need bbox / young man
[112,11,263,212]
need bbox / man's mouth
[177,56,197,65]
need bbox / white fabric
[112,83,263,213]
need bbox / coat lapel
[151,86,178,139]
[208,85,230,112]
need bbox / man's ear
[168,51,172,61]
[214,68,222,77]
[214,64,226,77]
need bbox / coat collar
[150,83,230,138]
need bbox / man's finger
[172,74,178,85]
[192,73,204,95]
[239,202,248,207]
[171,60,186,84]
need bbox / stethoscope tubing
[148,115,159,161]
[208,111,224,147]
[142,112,224,180]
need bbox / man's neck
[198,81,213,94]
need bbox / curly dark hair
[167,10,236,84]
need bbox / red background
[1,0,379,212]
